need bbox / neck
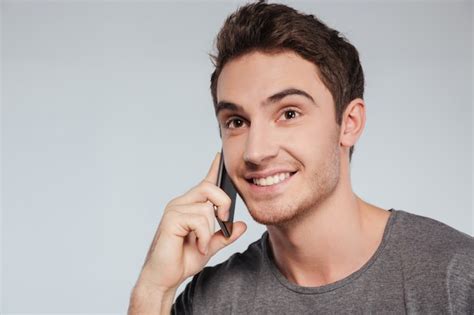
[266,163,390,287]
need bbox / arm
[127,153,246,314]
[128,284,177,315]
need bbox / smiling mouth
[247,171,297,187]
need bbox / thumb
[207,221,247,256]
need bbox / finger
[172,212,212,255]
[171,203,215,235]
[213,203,229,222]
[204,151,221,185]
[169,181,231,221]
[207,221,247,257]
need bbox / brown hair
[210,0,365,161]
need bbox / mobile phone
[215,150,237,238]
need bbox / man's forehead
[216,51,327,109]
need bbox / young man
[129,1,473,314]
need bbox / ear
[339,98,366,148]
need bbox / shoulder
[388,210,474,311]
[391,209,473,256]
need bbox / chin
[241,173,340,228]
[243,198,313,227]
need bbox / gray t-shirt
[172,210,474,314]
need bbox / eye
[281,109,301,120]
[225,117,247,129]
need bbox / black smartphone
[215,150,237,238]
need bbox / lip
[245,171,297,197]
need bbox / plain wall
[2,0,472,313]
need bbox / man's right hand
[128,152,247,314]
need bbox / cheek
[278,121,338,166]
[222,139,245,177]
[279,123,322,150]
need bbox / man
[128,1,473,314]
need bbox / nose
[243,122,279,165]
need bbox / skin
[128,153,247,314]
[216,50,390,286]
[128,49,390,314]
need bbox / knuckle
[168,196,178,204]
[198,215,209,226]
[187,213,202,225]
[223,194,232,208]
[161,210,178,225]
[166,196,181,207]
[164,205,178,216]
[203,202,215,214]
[201,178,215,185]
[199,180,214,192]
[160,210,172,221]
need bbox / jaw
[234,171,306,225]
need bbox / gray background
[1,0,473,313]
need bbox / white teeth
[252,172,291,186]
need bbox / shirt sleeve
[171,274,199,315]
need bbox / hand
[134,152,247,295]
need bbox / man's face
[216,51,341,226]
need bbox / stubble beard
[242,142,341,228]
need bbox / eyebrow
[215,88,316,115]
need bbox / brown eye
[283,110,299,120]
[226,118,246,129]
